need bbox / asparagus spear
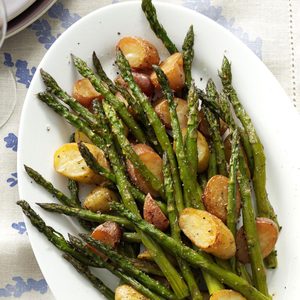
[122,232,141,243]
[208,144,217,179]
[16,200,92,265]
[71,54,147,144]
[92,101,189,299]
[227,129,239,272]
[141,0,178,54]
[182,25,194,88]
[68,235,163,300]
[80,234,175,299]
[237,150,269,296]
[154,65,200,208]
[37,202,134,230]
[102,100,165,198]
[185,82,200,179]
[111,201,270,300]
[163,155,203,300]
[116,49,185,214]
[63,254,115,300]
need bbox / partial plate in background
[6,0,56,38]
[4,0,36,21]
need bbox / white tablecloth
[0,0,299,298]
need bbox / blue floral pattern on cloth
[7,172,18,187]
[183,0,262,58]
[11,222,27,235]
[4,133,18,152]
[0,277,47,297]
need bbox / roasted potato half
[143,193,169,231]
[210,289,246,300]
[154,98,188,129]
[236,217,279,264]
[179,208,236,259]
[54,143,110,184]
[117,36,160,70]
[137,250,154,261]
[74,130,93,144]
[150,52,185,91]
[126,144,163,197]
[83,186,118,213]
[72,78,102,107]
[203,175,241,224]
[115,284,150,300]
[181,128,210,173]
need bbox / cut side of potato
[137,250,154,261]
[210,289,246,300]
[74,130,93,144]
[198,110,210,137]
[83,186,118,213]
[72,78,102,107]
[181,128,210,173]
[143,193,169,231]
[150,52,185,91]
[179,208,236,259]
[54,143,110,184]
[154,98,188,129]
[115,284,150,300]
[203,175,241,224]
[236,217,279,264]
[126,144,163,197]
[117,36,160,70]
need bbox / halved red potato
[210,289,246,300]
[219,119,229,136]
[154,98,188,129]
[117,36,160,70]
[236,217,279,264]
[143,194,169,231]
[198,110,210,137]
[179,208,236,259]
[150,52,185,91]
[115,284,150,300]
[202,175,241,224]
[72,78,102,107]
[181,128,210,173]
[83,186,118,213]
[126,144,163,197]
[54,143,110,184]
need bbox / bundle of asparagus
[18,0,279,299]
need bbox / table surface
[0,0,299,299]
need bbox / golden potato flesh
[53,143,109,184]
[126,144,163,197]
[154,98,188,129]
[203,175,241,224]
[236,217,279,264]
[181,128,210,172]
[83,186,118,213]
[115,285,150,300]
[117,36,160,70]
[150,52,185,91]
[74,130,93,144]
[179,208,236,259]
[72,78,102,107]
[210,289,246,300]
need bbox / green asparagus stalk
[16,200,92,265]
[102,100,165,198]
[185,82,200,179]
[37,202,134,230]
[182,25,194,88]
[141,0,178,54]
[111,201,270,300]
[208,144,217,179]
[128,258,164,277]
[163,154,203,300]
[116,49,185,214]
[63,254,115,300]
[122,232,141,243]
[68,235,163,300]
[80,234,175,299]
[227,129,239,272]
[154,65,200,208]
[237,149,269,296]
[71,54,147,144]
[92,101,189,299]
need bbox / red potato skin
[143,193,169,231]
[236,217,279,264]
